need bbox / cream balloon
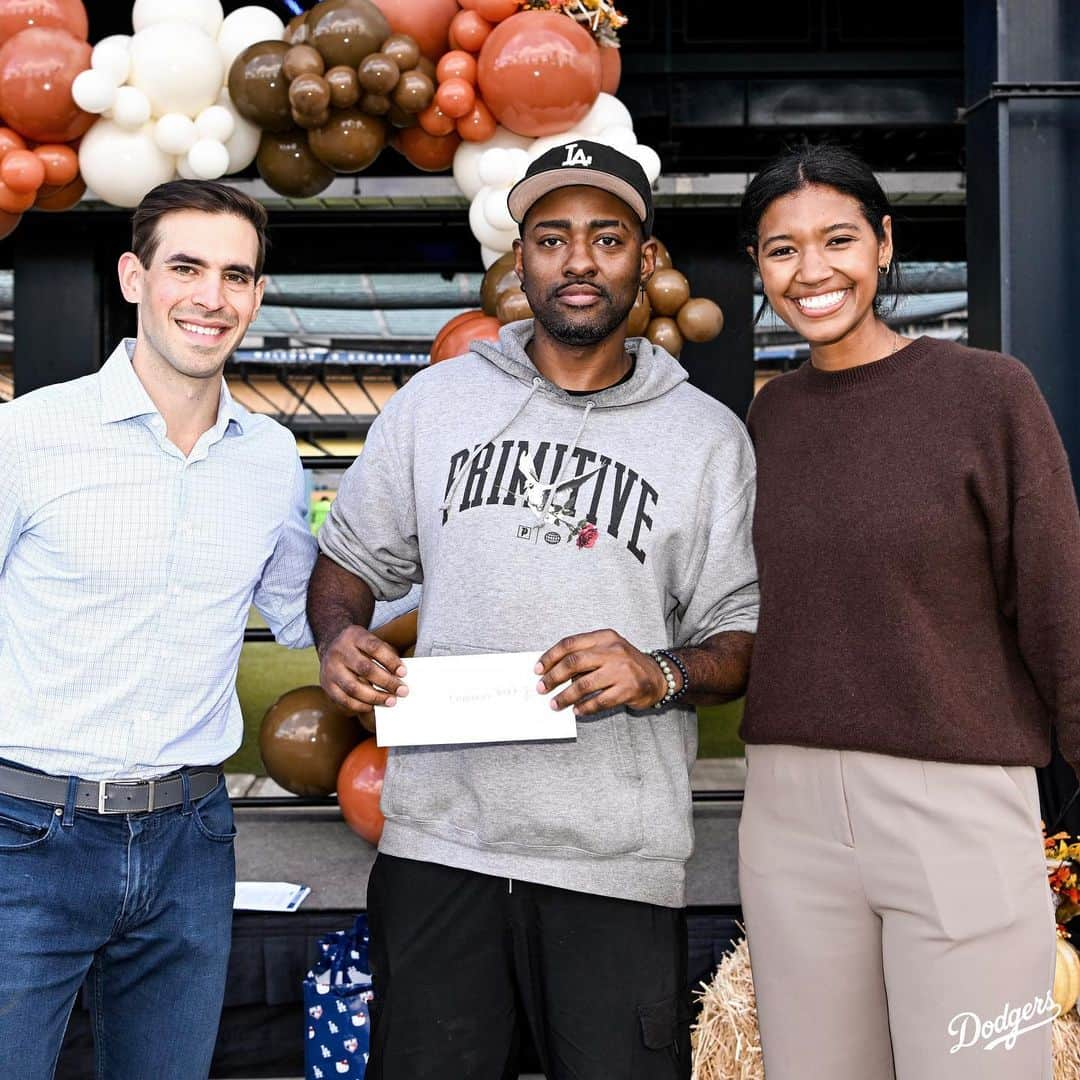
[627,143,662,184]
[525,128,586,163]
[578,92,634,136]
[453,126,529,202]
[217,6,286,73]
[176,154,198,180]
[79,121,178,208]
[91,35,132,88]
[593,125,637,152]
[71,69,116,114]
[468,191,517,253]
[133,0,224,37]
[480,245,504,270]
[195,105,234,143]
[477,147,514,189]
[154,113,198,155]
[482,187,516,233]
[112,86,153,131]
[129,22,224,118]
[185,138,230,180]
[214,88,260,174]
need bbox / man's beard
[530,283,636,346]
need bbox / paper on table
[374,651,577,748]
[234,881,311,912]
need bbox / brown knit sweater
[742,336,1080,770]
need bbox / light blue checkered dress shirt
[0,340,318,780]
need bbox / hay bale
[692,936,1080,1080]
[690,937,764,1080]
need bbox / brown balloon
[388,103,418,128]
[292,106,330,129]
[326,64,360,108]
[646,268,690,317]
[381,33,420,72]
[308,108,387,172]
[360,92,390,115]
[306,0,391,69]
[228,40,293,133]
[289,72,331,116]
[480,250,517,315]
[677,297,724,343]
[259,686,362,797]
[646,316,683,357]
[496,287,533,324]
[284,12,310,45]
[650,236,672,270]
[357,52,399,94]
[627,289,651,336]
[414,55,436,82]
[372,608,418,653]
[392,70,433,114]
[283,43,325,81]
[256,128,335,197]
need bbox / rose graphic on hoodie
[575,522,599,549]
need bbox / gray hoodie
[318,320,758,907]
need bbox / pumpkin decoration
[1053,936,1080,1016]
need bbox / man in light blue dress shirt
[0,181,317,1079]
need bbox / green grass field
[230,643,746,776]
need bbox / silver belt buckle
[98,779,153,814]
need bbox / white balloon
[185,138,230,180]
[526,129,585,163]
[453,127,529,201]
[482,187,516,233]
[215,88,260,173]
[469,192,517,253]
[477,147,513,189]
[578,92,634,136]
[504,148,529,183]
[91,35,132,88]
[71,69,116,114]
[593,125,637,152]
[627,143,662,184]
[176,154,199,180]
[79,121,177,208]
[154,113,198,155]
[130,22,224,118]
[133,0,223,37]
[217,6,286,74]
[195,104,234,142]
[112,86,152,130]
[480,245,504,270]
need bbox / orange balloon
[0,0,87,47]
[337,738,388,845]
[431,313,501,363]
[430,307,487,360]
[0,176,34,212]
[370,0,459,62]
[417,101,455,136]
[32,172,82,209]
[449,9,491,52]
[455,97,496,142]
[474,0,518,22]
[435,49,477,85]
[31,142,76,186]
[0,146,41,192]
[0,206,19,237]
[599,43,621,95]
[477,12,601,137]
[434,76,474,119]
[396,124,460,172]
[0,27,92,142]
[0,125,24,157]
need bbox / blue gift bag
[304,915,374,1080]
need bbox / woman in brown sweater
[737,143,1080,1080]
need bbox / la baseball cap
[507,139,655,237]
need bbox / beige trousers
[738,744,1058,1080]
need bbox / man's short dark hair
[131,179,270,277]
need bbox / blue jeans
[0,770,237,1080]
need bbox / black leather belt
[0,763,223,814]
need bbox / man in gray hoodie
[307,142,758,1079]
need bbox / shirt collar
[98,338,247,435]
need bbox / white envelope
[373,651,577,748]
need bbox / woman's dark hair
[131,179,270,277]
[739,142,903,315]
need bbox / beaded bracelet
[649,648,690,709]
